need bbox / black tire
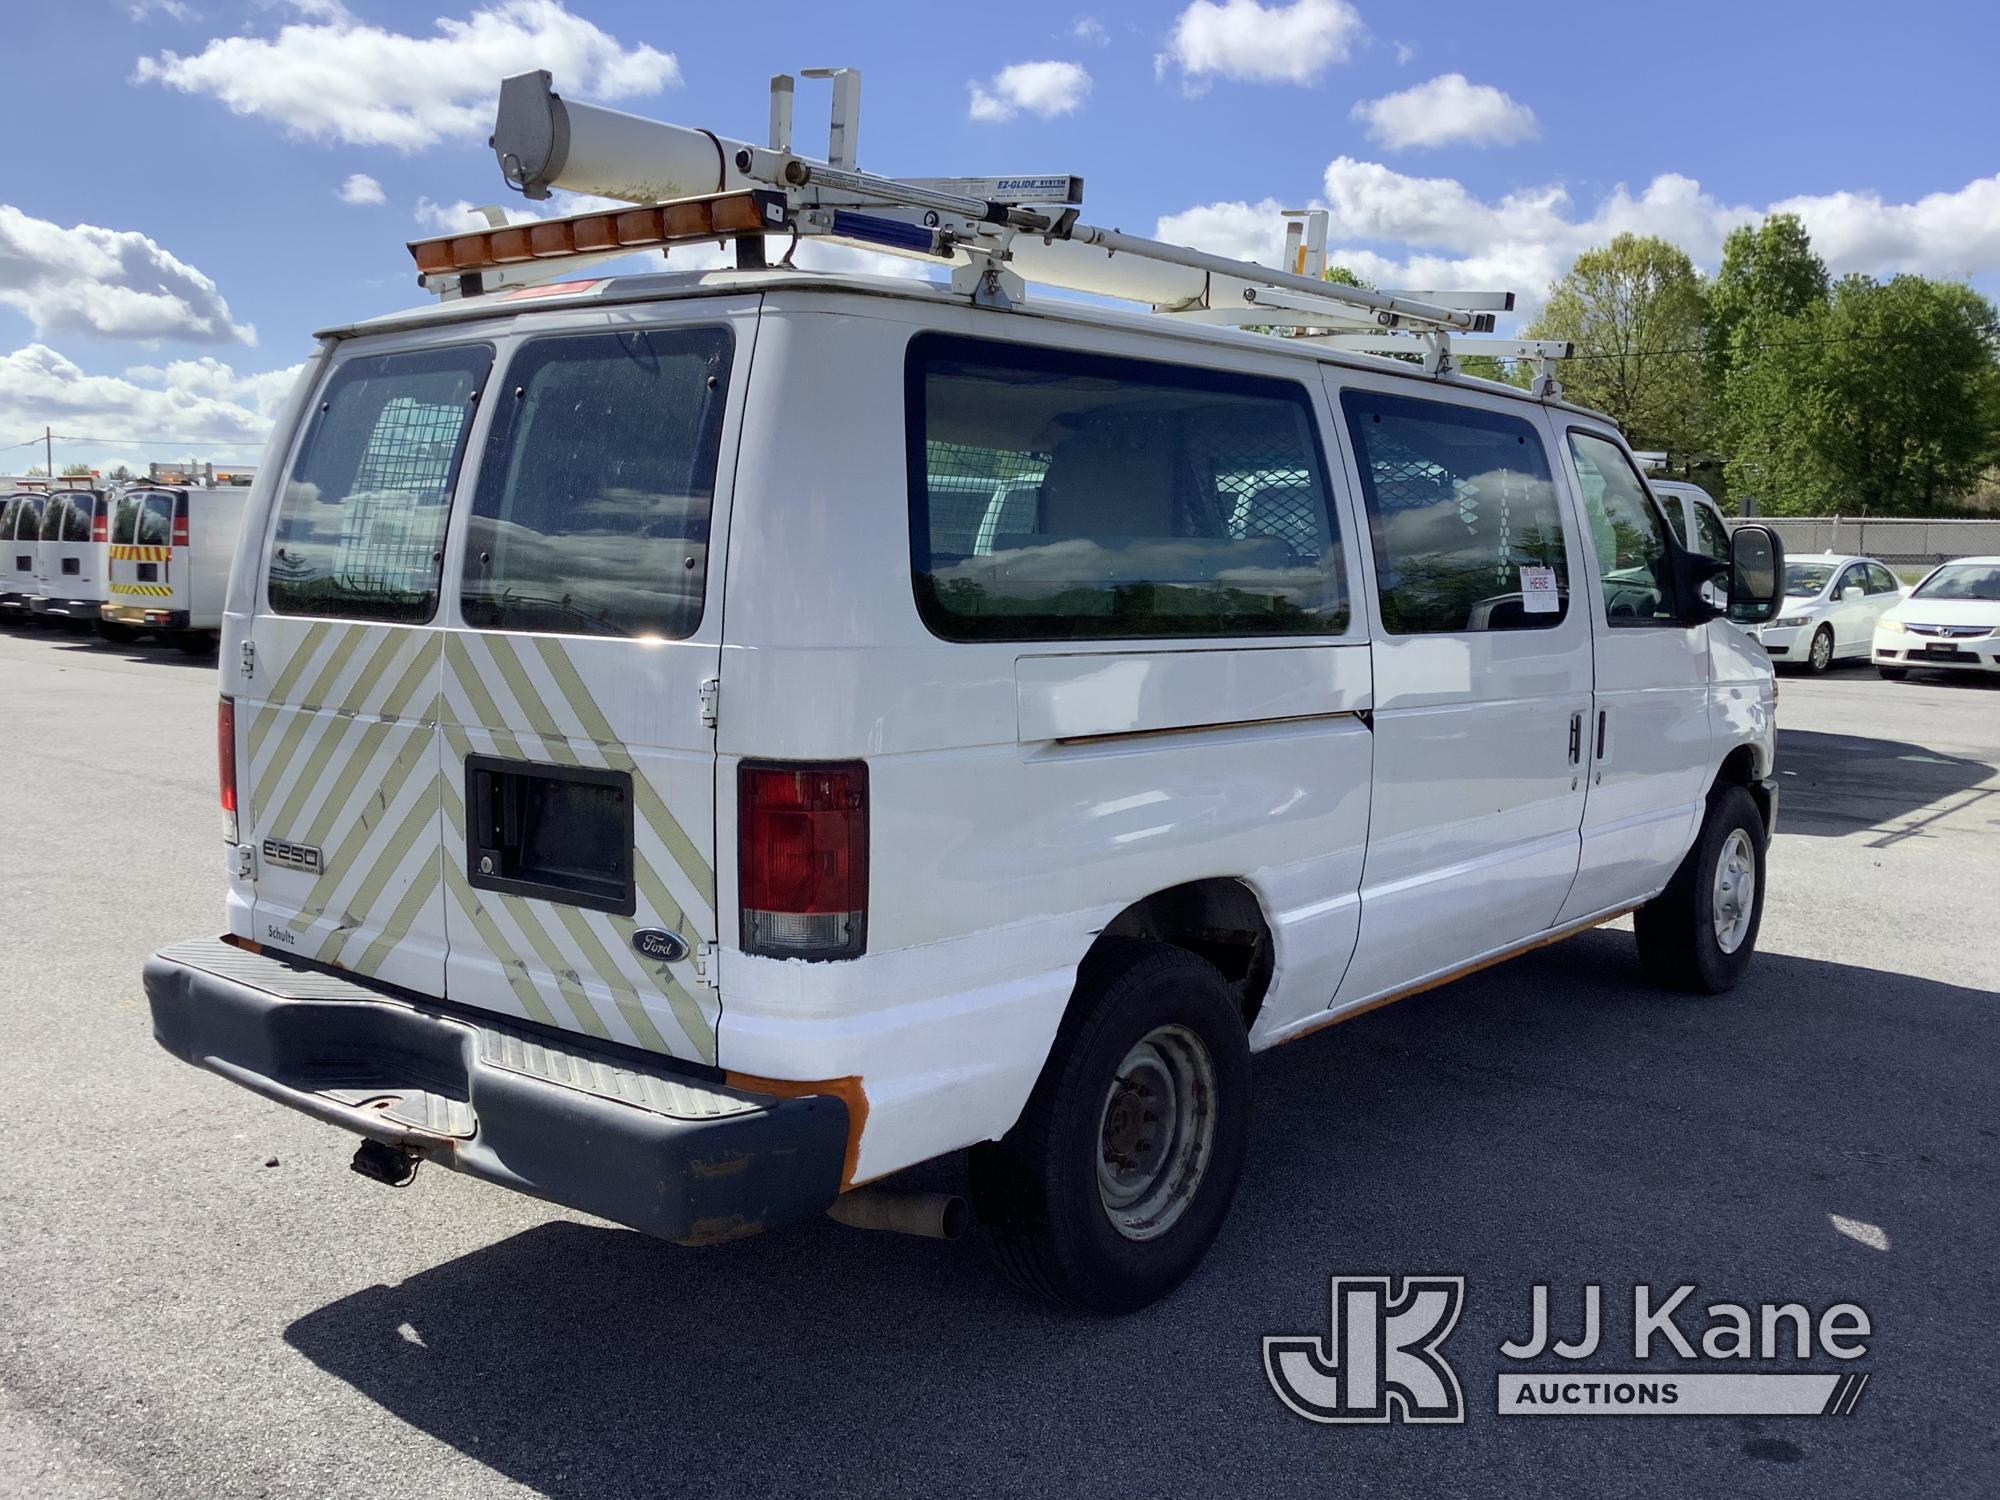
[1805,625,1834,674]
[95,620,138,645]
[1634,785,1767,994]
[1877,666,1908,681]
[172,631,217,656]
[970,939,1250,1314]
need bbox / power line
[49,432,268,446]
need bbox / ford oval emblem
[631,928,690,963]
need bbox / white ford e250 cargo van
[145,89,1785,1313]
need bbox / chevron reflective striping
[285,727,437,933]
[443,862,562,1029]
[295,772,441,941]
[341,855,444,976]
[109,582,174,597]
[247,621,340,767]
[529,636,715,897]
[546,904,678,1056]
[109,544,172,562]
[439,713,714,1060]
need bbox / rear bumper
[104,603,188,629]
[145,938,849,1244]
[0,591,29,616]
[31,596,102,621]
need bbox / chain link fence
[1735,517,2000,567]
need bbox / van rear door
[110,492,177,616]
[434,303,754,1067]
[241,340,490,996]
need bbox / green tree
[60,462,93,477]
[1804,275,1998,513]
[108,463,133,482]
[1523,234,1713,464]
[1708,213,1828,379]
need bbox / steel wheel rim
[1711,828,1756,954]
[1095,1024,1217,1241]
[1811,630,1832,670]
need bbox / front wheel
[1634,785,1767,994]
[969,939,1250,1314]
[1806,625,1835,674]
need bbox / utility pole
[44,426,52,479]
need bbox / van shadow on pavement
[1776,726,1994,841]
[283,932,1997,1500]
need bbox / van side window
[137,495,173,547]
[1340,390,1569,634]
[268,345,491,623]
[462,326,732,639]
[1693,501,1731,560]
[907,334,1347,641]
[1566,430,1680,627]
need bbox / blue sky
[4,0,1997,477]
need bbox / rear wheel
[1877,666,1908,681]
[970,939,1250,1314]
[1806,625,1834,674]
[1634,785,1767,994]
[95,620,137,645]
[172,631,217,656]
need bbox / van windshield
[268,345,491,622]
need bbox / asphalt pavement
[1,626,1994,1500]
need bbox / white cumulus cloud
[1073,17,1108,45]
[133,0,678,152]
[1351,74,1539,151]
[337,172,385,205]
[1155,163,2000,315]
[969,61,1093,122]
[0,343,302,475]
[1160,0,1363,88]
[0,205,253,346]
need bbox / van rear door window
[40,500,66,541]
[137,495,173,547]
[112,494,141,544]
[461,326,731,639]
[907,334,1347,641]
[268,345,491,622]
[62,497,93,543]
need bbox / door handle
[1596,709,1608,760]
[1568,711,1582,765]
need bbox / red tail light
[218,696,239,844]
[91,497,108,543]
[172,495,190,549]
[738,762,867,960]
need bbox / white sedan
[1756,553,1905,673]
[1873,556,2000,679]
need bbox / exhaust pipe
[826,1187,969,1241]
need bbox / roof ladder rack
[417,68,1550,384]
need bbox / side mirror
[1725,524,1784,625]
[1841,583,1864,601]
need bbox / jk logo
[1264,1276,1466,1424]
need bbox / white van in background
[1652,479,1735,560]
[31,488,110,630]
[0,492,48,622]
[142,72,1787,1314]
[103,485,251,652]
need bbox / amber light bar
[408,189,786,277]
